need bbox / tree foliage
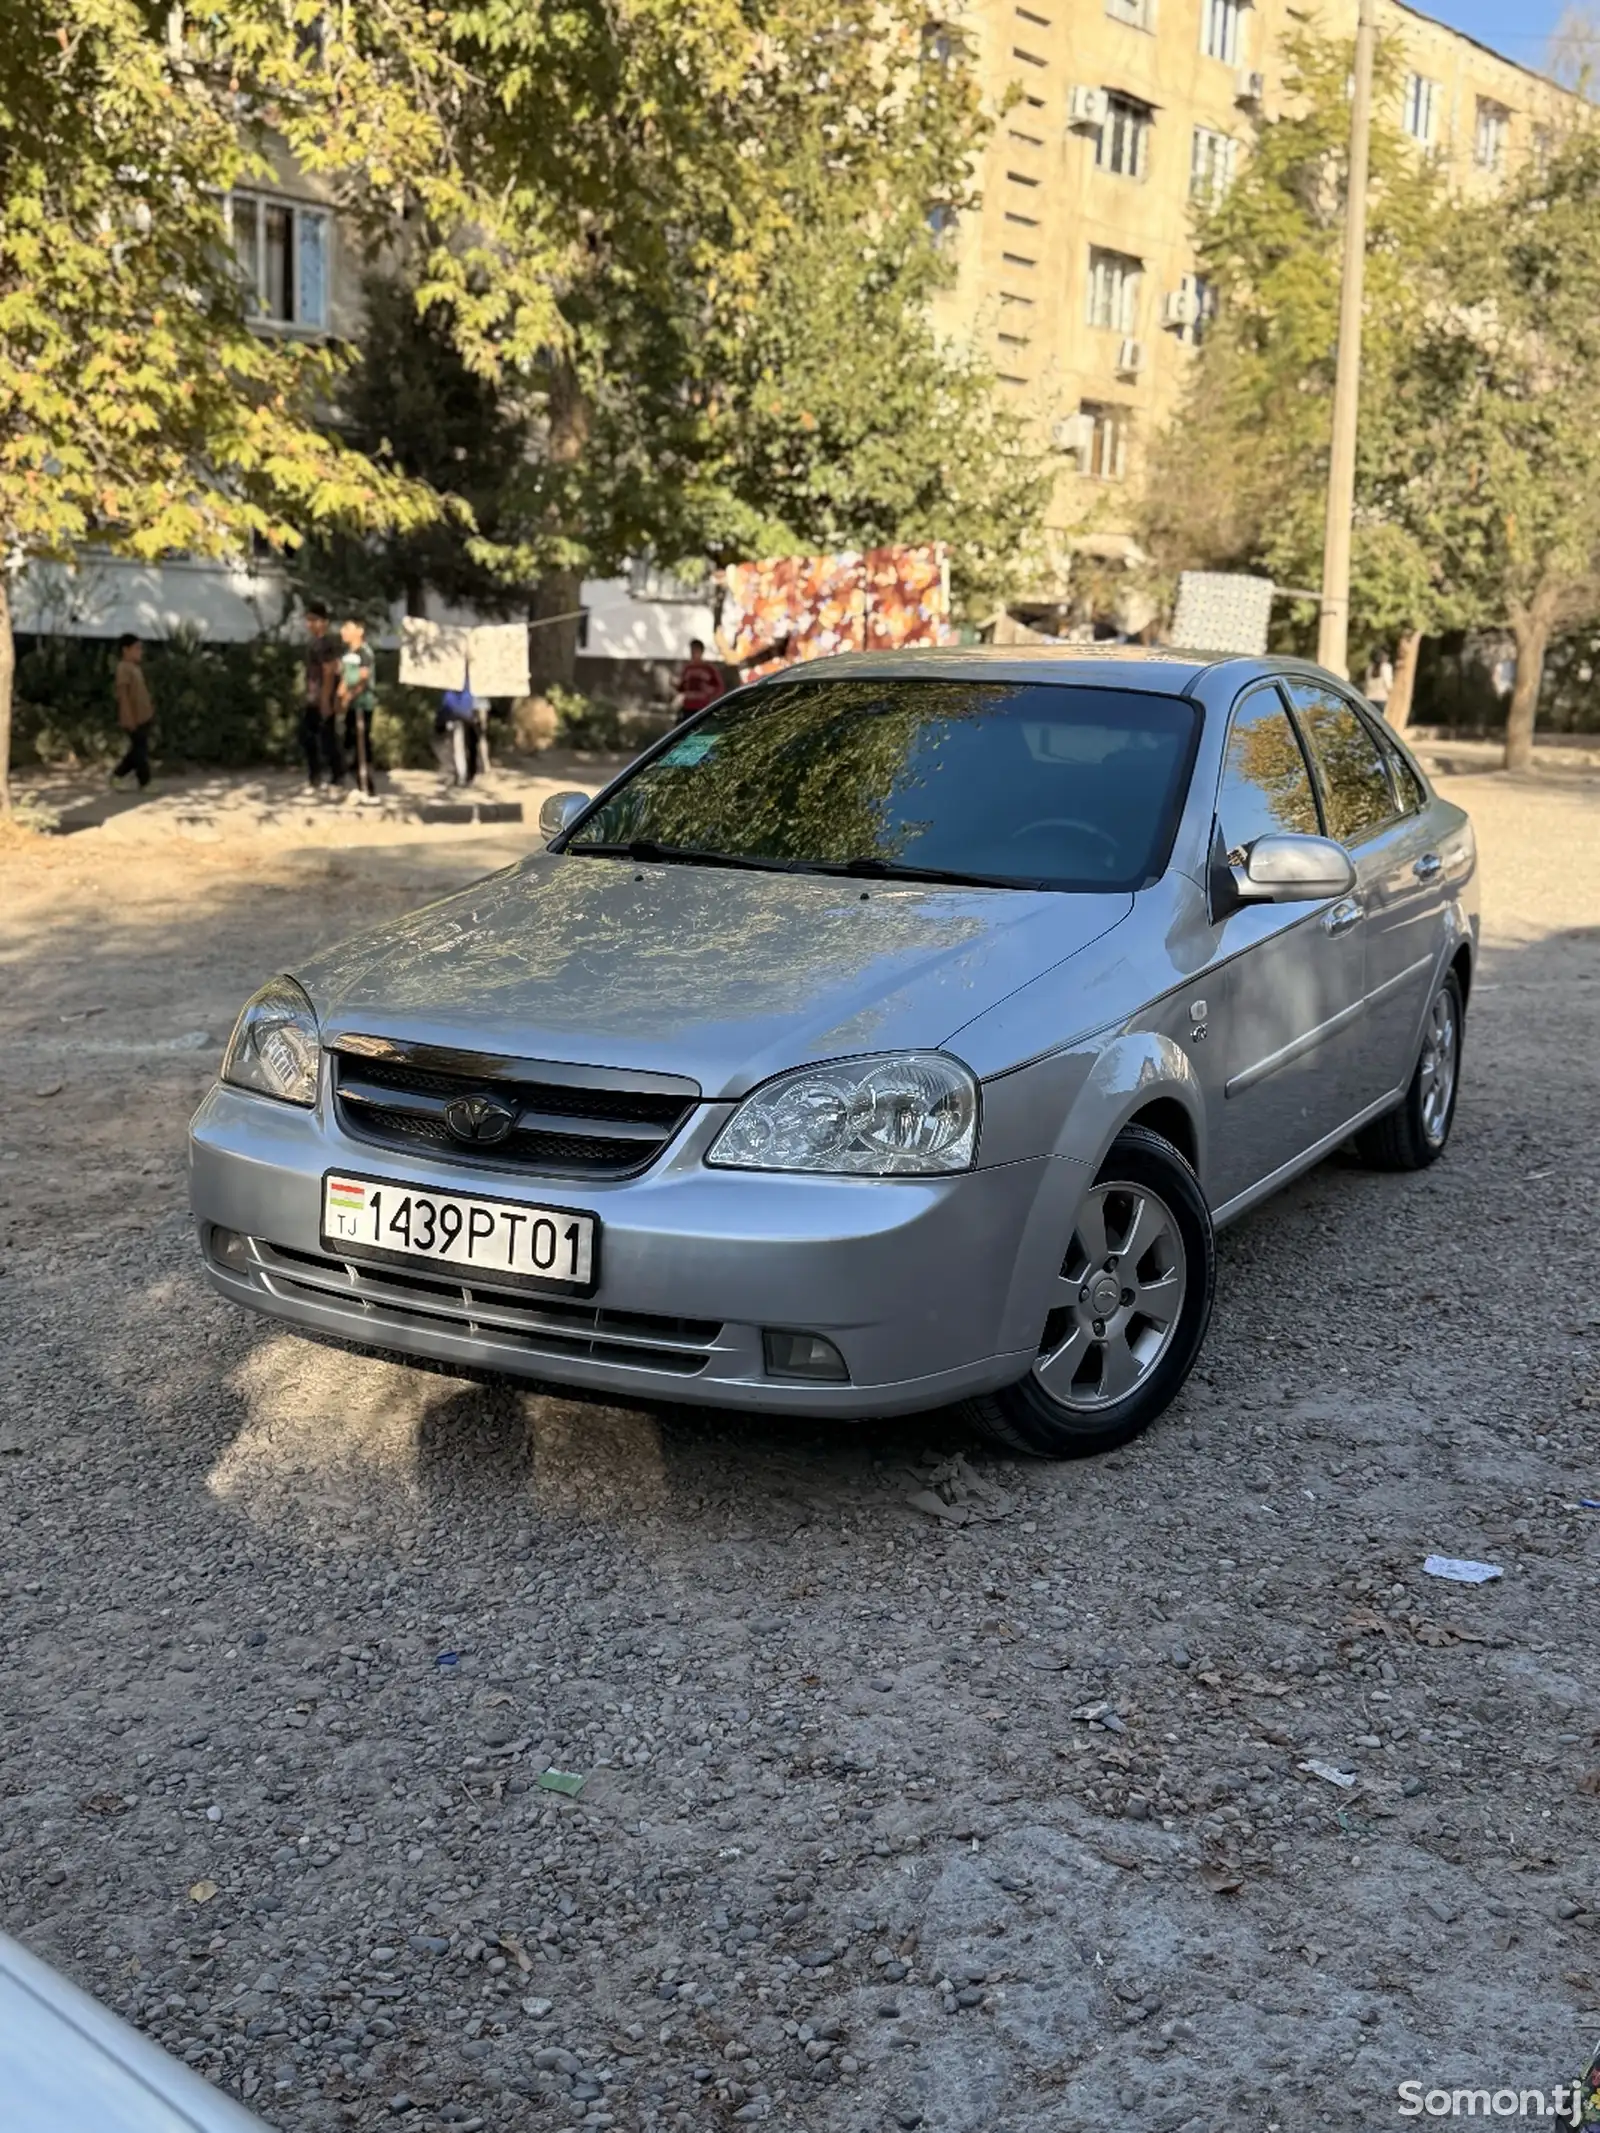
[1400,131,1600,765]
[435,0,1048,670]
[1140,29,1455,656]
[0,0,1046,801]
[0,0,563,808]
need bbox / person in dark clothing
[111,633,154,788]
[338,618,380,801]
[300,603,344,790]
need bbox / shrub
[12,629,444,772]
[550,684,627,752]
[13,627,300,767]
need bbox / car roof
[753,645,1294,693]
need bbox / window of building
[1402,72,1438,145]
[1087,247,1143,333]
[1007,167,1041,188]
[1012,43,1048,67]
[1177,271,1217,346]
[1189,125,1237,203]
[1532,123,1553,174]
[1002,250,1037,268]
[1005,209,1041,228]
[230,192,329,330]
[1217,690,1320,861]
[1106,0,1152,27]
[1284,681,1397,842]
[1474,98,1509,172]
[1008,124,1046,146]
[1078,402,1130,480]
[1097,94,1153,178]
[1015,4,1051,22]
[1201,0,1246,64]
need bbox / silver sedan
[190,648,1476,1455]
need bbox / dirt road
[2,763,1599,2133]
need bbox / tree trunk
[0,572,14,816]
[1503,612,1549,772]
[1388,627,1422,732]
[528,570,584,695]
[527,356,590,697]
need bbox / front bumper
[188,1084,1085,1416]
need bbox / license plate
[320,1173,597,1291]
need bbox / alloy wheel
[1032,1180,1188,1413]
[1418,987,1458,1147]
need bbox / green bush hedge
[12,629,440,771]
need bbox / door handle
[1413,852,1443,880]
[1322,897,1363,936]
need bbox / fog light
[209,1225,251,1271]
[762,1329,849,1382]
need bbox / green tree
[1140,27,1457,692]
[445,0,1047,683]
[290,265,538,625]
[0,0,565,811]
[1401,130,1600,768]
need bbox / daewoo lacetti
[190,648,1476,1455]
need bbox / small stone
[387,2098,414,2117]
[877,2002,901,2018]
[956,1987,983,2008]
[1170,1647,1192,1669]
[883,1961,908,1982]
[896,2111,924,2130]
[1402,1776,1427,1798]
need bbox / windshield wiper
[567,839,790,874]
[816,855,1036,890]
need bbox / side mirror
[1234,832,1356,904]
[539,790,590,841]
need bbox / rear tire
[1354,970,1463,1172]
[965,1124,1216,1458]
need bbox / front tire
[965,1124,1216,1458]
[1354,970,1463,1172]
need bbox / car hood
[294,853,1132,1097]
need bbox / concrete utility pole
[1317,0,1378,677]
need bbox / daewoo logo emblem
[444,1094,516,1145]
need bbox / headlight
[220,975,321,1107]
[708,1052,979,1176]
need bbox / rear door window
[1284,680,1396,844]
[1216,687,1322,864]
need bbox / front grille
[247,1238,721,1377]
[332,1042,698,1179]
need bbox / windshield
[566,676,1198,891]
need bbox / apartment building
[930,0,1578,603]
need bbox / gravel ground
[2,764,1599,2133]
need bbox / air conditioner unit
[1161,288,1198,328]
[1236,68,1265,103]
[1116,336,1146,377]
[1051,413,1093,454]
[1067,84,1110,127]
